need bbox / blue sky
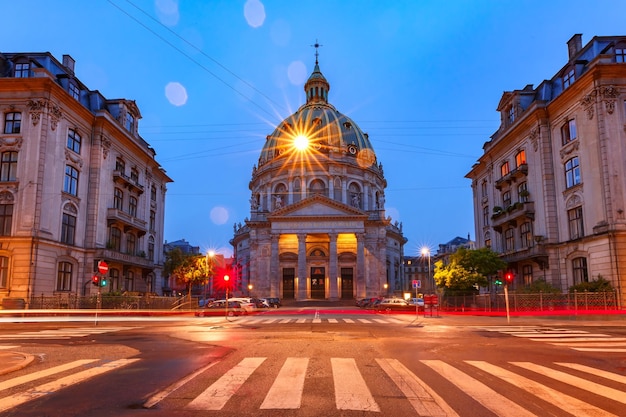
[3,0,626,257]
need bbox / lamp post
[206,250,215,302]
[421,247,431,293]
[224,274,230,319]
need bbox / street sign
[417,280,421,289]
[97,260,109,275]
[412,280,418,288]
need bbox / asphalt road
[0,310,625,416]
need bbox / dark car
[263,297,281,308]
[195,300,245,317]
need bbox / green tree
[433,247,507,295]
[172,254,212,305]
[569,275,614,293]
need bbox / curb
[0,351,35,375]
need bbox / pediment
[268,194,366,219]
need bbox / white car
[228,297,257,312]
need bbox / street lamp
[248,283,253,296]
[383,282,388,297]
[206,250,215,300]
[224,274,230,319]
[421,247,431,292]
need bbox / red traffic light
[505,272,513,282]
[91,275,100,286]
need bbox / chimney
[62,54,75,75]
[567,34,583,61]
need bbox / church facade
[231,56,406,301]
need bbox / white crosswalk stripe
[241,317,404,325]
[477,325,626,352]
[0,326,137,340]
[0,358,139,412]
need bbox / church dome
[258,60,377,168]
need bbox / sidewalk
[0,350,34,375]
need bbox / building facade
[466,34,626,306]
[0,52,172,303]
[231,56,406,301]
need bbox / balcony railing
[492,201,534,231]
[495,164,528,189]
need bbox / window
[515,150,526,167]
[14,63,29,78]
[568,206,584,240]
[109,227,121,251]
[110,268,120,292]
[518,182,529,203]
[148,236,155,261]
[522,265,533,286]
[68,83,80,100]
[481,180,487,198]
[616,47,626,63]
[150,185,157,202]
[61,213,76,245]
[56,261,72,291]
[63,165,79,195]
[502,190,511,208]
[561,119,577,145]
[125,270,134,291]
[126,233,136,255]
[0,204,13,236]
[3,112,21,134]
[149,210,156,231]
[115,158,125,174]
[0,256,8,288]
[504,228,515,251]
[482,206,489,226]
[114,188,123,210]
[500,161,510,177]
[572,257,588,284]
[129,196,138,217]
[0,151,18,182]
[563,68,575,88]
[125,113,135,133]
[507,105,515,124]
[130,168,139,183]
[520,222,532,248]
[565,157,581,188]
[67,129,81,153]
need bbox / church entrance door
[282,268,295,299]
[310,267,325,299]
[341,268,354,299]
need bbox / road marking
[556,363,626,384]
[377,358,459,416]
[331,358,379,411]
[187,357,266,410]
[422,360,537,417]
[357,318,371,323]
[279,319,291,323]
[343,318,355,323]
[260,357,308,409]
[466,361,617,417]
[296,318,307,323]
[0,359,98,392]
[0,327,136,340]
[0,359,138,412]
[328,318,338,323]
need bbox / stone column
[329,233,338,300]
[297,233,307,299]
[270,233,279,297]
[356,233,366,298]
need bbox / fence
[441,291,619,312]
[23,293,197,310]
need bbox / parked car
[228,297,258,313]
[263,297,281,308]
[356,298,369,307]
[195,300,245,317]
[376,298,413,312]
[408,298,425,307]
[251,298,270,308]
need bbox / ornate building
[231,53,406,301]
[466,34,626,306]
[0,52,172,304]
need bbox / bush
[517,279,561,294]
[569,276,614,293]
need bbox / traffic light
[92,275,100,286]
[505,272,514,283]
[495,278,503,285]
[100,276,108,287]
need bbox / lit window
[3,112,21,134]
[568,206,584,240]
[63,165,79,195]
[561,119,577,145]
[563,68,575,88]
[0,152,18,182]
[67,129,81,154]
[56,261,72,291]
[565,157,581,188]
[500,161,510,177]
[14,63,29,78]
[515,150,526,167]
[572,257,588,283]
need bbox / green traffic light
[100,278,108,287]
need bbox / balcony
[94,248,154,269]
[499,242,549,269]
[491,201,535,232]
[495,164,528,190]
[107,208,148,237]
[113,170,144,194]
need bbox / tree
[164,249,213,304]
[433,247,506,295]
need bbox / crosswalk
[478,325,626,352]
[0,326,136,340]
[144,356,626,415]
[2,354,624,415]
[235,316,407,325]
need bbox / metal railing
[21,294,197,310]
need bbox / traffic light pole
[504,284,510,324]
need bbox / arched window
[348,182,362,208]
[308,179,326,197]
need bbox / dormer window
[68,83,80,100]
[14,62,30,78]
[507,105,515,124]
[125,113,135,134]
[563,68,575,89]
[616,46,626,63]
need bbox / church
[231,51,406,301]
